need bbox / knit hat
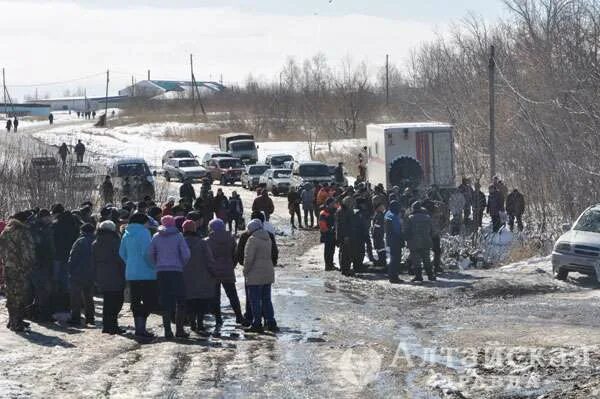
[161,215,175,228]
[99,220,116,232]
[247,219,263,233]
[208,218,225,232]
[182,220,197,233]
[174,216,186,231]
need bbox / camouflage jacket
[0,219,35,279]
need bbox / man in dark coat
[319,198,337,271]
[405,202,435,282]
[74,140,85,163]
[58,143,69,165]
[458,178,474,224]
[67,223,96,326]
[179,178,196,208]
[49,113,54,125]
[51,204,81,312]
[384,200,404,283]
[487,185,505,233]
[93,221,125,334]
[29,209,55,322]
[12,117,18,133]
[334,162,345,186]
[252,190,274,221]
[336,197,360,276]
[101,176,114,205]
[506,189,525,232]
[5,118,12,133]
[287,187,302,229]
[472,182,487,228]
[371,203,386,267]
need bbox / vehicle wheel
[165,172,171,182]
[554,266,568,281]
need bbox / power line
[494,59,555,106]
[6,72,106,88]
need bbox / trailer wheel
[389,156,423,189]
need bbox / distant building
[29,95,128,112]
[0,102,51,117]
[118,80,226,99]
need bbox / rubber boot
[162,314,173,339]
[134,316,154,338]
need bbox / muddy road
[1,122,600,398]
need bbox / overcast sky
[0,0,506,100]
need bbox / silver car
[260,168,292,196]
[163,158,208,182]
[241,164,269,190]
[552,205,600,280]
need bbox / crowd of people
[297,175,526,283]
[0,186,279,336]
[5,116,19,133]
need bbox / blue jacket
[119,223,156,281]
[68,232,95,285]
[384,210,404,248]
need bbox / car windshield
[117,162,151,177]
[230,141,256,151]
[273,170,291,178]
[299,164,329,177]
[212,153,230,158]
[173,150,193,158]
[179,160,200,168]
[73,166,93,173]
[574,209,600,233]
[249,165,269,175]
[219,159,243,169]
[271,155,293,164]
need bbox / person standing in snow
[119,212,157,338]
[448,188,466,236]
[5,118,12,133]
[506,189,525,232]
[252,189,274,221]
[179,178,196,208]
[0,212,35,332]
[51,204,81,312]
[67,223,96,326]
[206,218,247,327]
[100,176,114,205]
[319,198,337,271]
[405,202,435,282]
[300,183,315,228]
[472,182,487,229]
[371,202,387,267]
[29,209,55,322]
[458,178,474,225]
[287,186,302,229]
[74,140,85,163]
[243,219,279,333]
[93,221,126,334]
[487,185,505,233]
[58,143,69,165]
[12,117,18,133]
[48,113,54,125]
[227,191,243,234]
[384,201,404,283]
[148,215,191,339]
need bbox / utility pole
[220,74,223,86]
[104,69,109,123]
[190,54,196,118]
[131,76,135,97]
[488,45,496,180]
[147,69,151,81]
[2,68,6,113]
[385,54,390,107]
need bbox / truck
[366,122,455,191]
[218,133,258,164]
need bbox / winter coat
[148,226,191,273]
[93,229,125,292]
[287,191,301,211]
[371,211,385,246]
[236,229,278,266]
[101,181,114,203]
[429,201,448,236]
[371,193,387,211]
[487,191,505,215]
[506,190,525,216]
[448,192,466,215]
[316,189,330,209]
[68,232,95,285]
[30,219,55,271]
[384,210,403,248]
[495,181,509,203]
[74,142,85,155]
[228,196,243,219]
[243,229,275,286]
[206,229,237,283]
[334,166,344,183]
[0,220,35,292]
[473,191,487,213]
[319,208,336,243]
[335,207,355,244]
[179,182,196,200]
[458,183,474,208]
[405,209,433,250]
[212,194,230,215]
[53,212,81,262]
[301,187,315,209]
[119,223,156,281]
[183,234,217,300]
[252,194,274,216]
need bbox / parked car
[201,150,233,167]
[69,163,98,186]
[206,157,245,185]
[552,205,600,280]
[265,153,294,168]
[162,149,195,166]
[260,168,292,196]
[241,163,270,190]
[163,158,209,182]
[290,161,332,191]
[108,158,156,201]
[30,156,59,180]
[327,164,348,187]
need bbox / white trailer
[366,122,455,190]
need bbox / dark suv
[207,157,245,185]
